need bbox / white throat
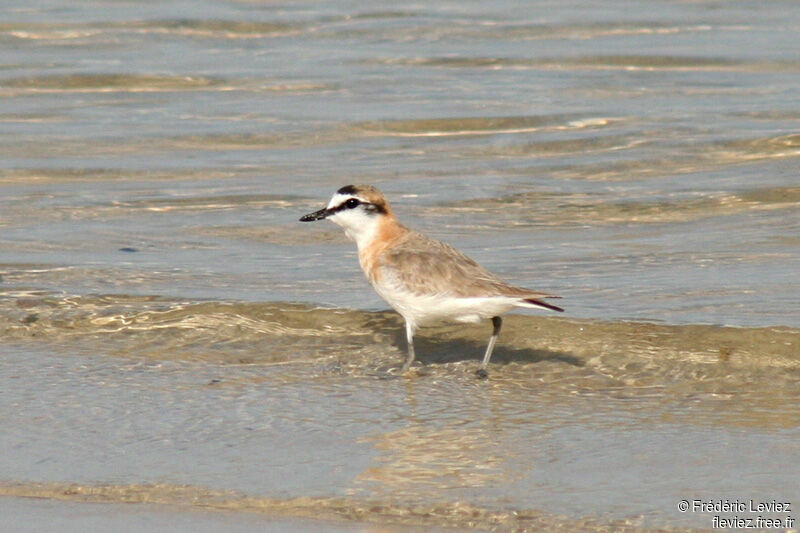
[330,212,382,250]
[324,193,383,250]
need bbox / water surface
[1,0,799,530]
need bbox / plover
[300,185,563,378]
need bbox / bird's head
[300,184,392,243]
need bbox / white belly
[371,280,518,329]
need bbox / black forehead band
[337,185,359,195]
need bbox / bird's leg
[400,321,416,373]
[476,316,502,379]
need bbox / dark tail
[523,298,564,313]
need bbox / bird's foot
[475,368,489,379]
[382,363,420,378]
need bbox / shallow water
[2,496,423,533]
[1,0,799,531]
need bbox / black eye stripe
[327,197,387,216]
[329,198,366,214]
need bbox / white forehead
[326,192,358,209]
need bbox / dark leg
[476,316,502,379]
[400,320,416,372]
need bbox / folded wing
[379,230,563,311]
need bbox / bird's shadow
[389,329,583,368]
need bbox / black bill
[299,207,330,222]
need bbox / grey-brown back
[379,228,556,300]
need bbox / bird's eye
[345,198,360,209]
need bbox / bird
[300,184,563,378]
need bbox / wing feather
[378,230,559,302]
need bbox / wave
[0,480,626,531]
[0,19,303,41]
[0,18,738,43]
[352,114,610,137]
[0,74,228,92]
[362,55,798,73]
[2,294,797,377]
[0,73,334,95]
[440,186,800,226]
